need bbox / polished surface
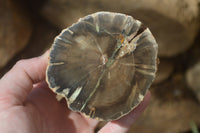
[46,12,158,121]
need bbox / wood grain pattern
[46,12,158,121]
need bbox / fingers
[82,115,99,130]
[0,51,49,106]
[98,91,151,133]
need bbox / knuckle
[15,59,28,68]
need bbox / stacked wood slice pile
[0,0,200,132]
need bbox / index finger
[0,51,49,106]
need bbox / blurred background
[0,0,200,132]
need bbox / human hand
[0,51,151,133]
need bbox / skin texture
[0,51,151,133]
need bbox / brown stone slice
[46,12,158,121]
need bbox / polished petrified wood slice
[46,12,158,121]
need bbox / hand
[0,51,151,133]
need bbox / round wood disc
[46,12,158,121]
